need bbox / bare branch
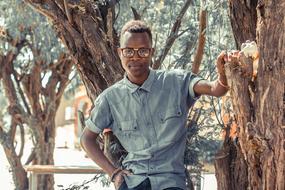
[24,148,36,165]
[18,124,25,158]
[0,125,8,147]
[177,26,193,38]
[21,62,43,115]
[106,8,114,46]
[152,0,192,69]
[64,0,73,25]
[131,7,141,20]
[9,119,18,144]
[192,7,207,74]
[2,53,20,106]
[12,71,31,115]
[24,0,55,20]
[55,59,74,100]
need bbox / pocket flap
[160,105,182,122]
[119,120,138,131]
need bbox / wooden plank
[29,172,37,190]
[24,165,105,174]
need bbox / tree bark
[2,136,29,190]
[32,119,56,190]
[215,1,285,189]
[215,125,248,190]
[228,0,258,49]
[25,0,125,101]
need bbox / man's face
[118,32,153,83]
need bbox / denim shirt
[86,69,203,190]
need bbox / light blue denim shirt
[86,69,203,190]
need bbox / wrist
[218,70,226,77]
[218,79,229,89]
[110,168,122,182]
[218,72,227,82]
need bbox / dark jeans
[118,178,183,190]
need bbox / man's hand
[216,51,227,76]
[113,169,133,190]
[216,50,240,75]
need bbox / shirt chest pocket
[159,105,183,123]
[115,120,147,152]
[157,105,186,143]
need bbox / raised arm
[193,51,229,97]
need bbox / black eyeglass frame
[119,47,152,58]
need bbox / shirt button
[147,122,151,125]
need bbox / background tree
[0,1,73,189]
[215,1,285,189]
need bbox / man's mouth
[128,63,142,68]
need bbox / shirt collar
[124,68,155,93]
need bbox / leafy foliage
[0,0,64,63]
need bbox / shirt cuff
[85,119,103,134]
[189,77,204,100]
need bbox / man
[81,20,230,190]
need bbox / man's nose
[131,51,140,60]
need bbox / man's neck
[127,71,150,86]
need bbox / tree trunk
[216,1,285,190]
[227,0,258,49]
[215,125,248,190]
[3,143,28,190]
[33,119,56,190]
[250,1,284,188]
[47,0,124,101]
[215,1,285,189]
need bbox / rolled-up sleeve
[85,95,113,134]
[188,75,204,100]
[175,70,203,100]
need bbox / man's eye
[124,49,134,54]
[138,49,150,56]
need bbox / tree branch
[192,7,207,74]
[0,125,8,148]
[24,0,55,20]
[18,124,25,158]
[12,71,31,115]
[55,58,73,100]
[152,0,192,69]
[24,148,36,165]
[64,0,73,25]
[131,7,141,20]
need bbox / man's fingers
[122,169,133,176]
[227,50,240,63]
[230,50,239,56]
[216,51,227,63]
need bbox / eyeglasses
[120,48,152,58]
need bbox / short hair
[120,20,152,45]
